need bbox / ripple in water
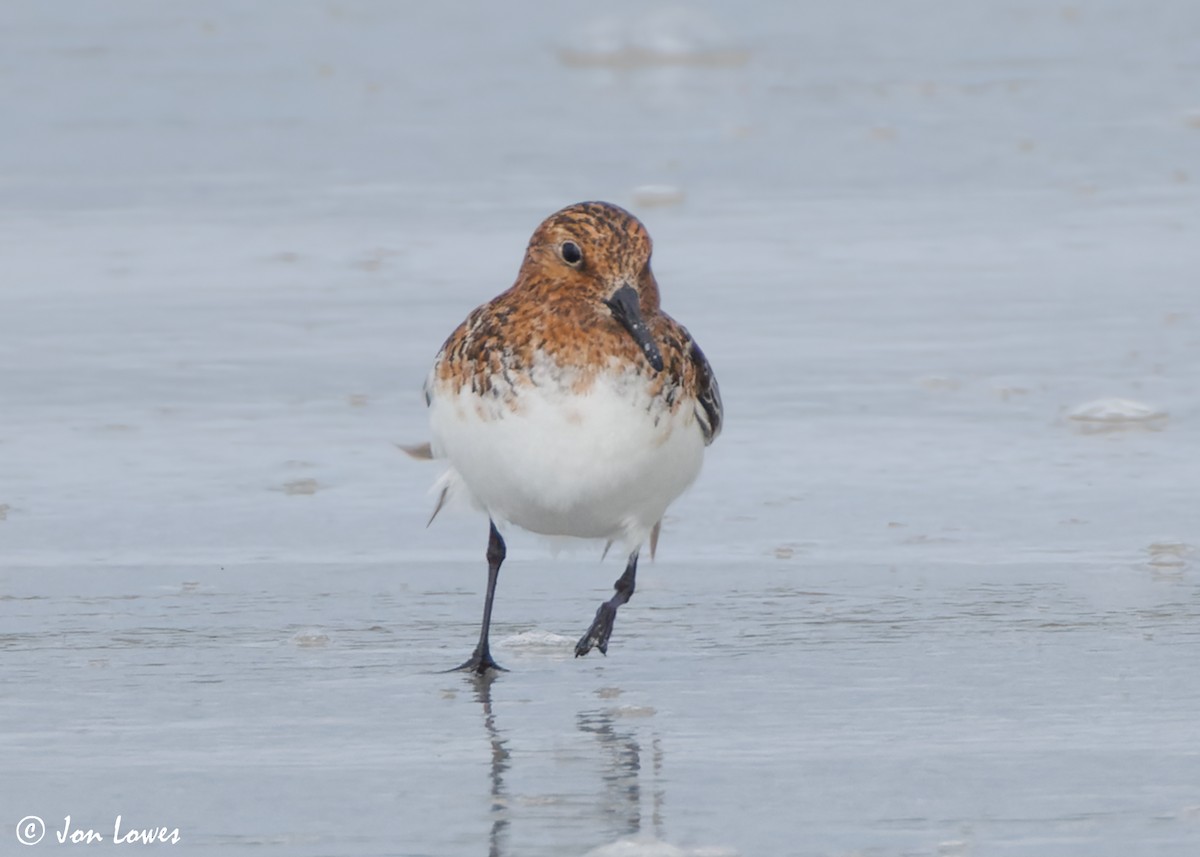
[582,837,740,857]
[1066,398,1168,434]
[558,8,749,69]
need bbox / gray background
[2,2,1199,855]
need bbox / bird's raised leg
[576,550,638,658]
[454,520,507,674]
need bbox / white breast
[427,363,705,548]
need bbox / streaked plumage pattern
[412,201,722,672]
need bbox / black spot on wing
[689,338,723,445]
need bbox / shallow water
[3,1,1200,855]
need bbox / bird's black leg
[576,549,638,658]
[455,520,507,674]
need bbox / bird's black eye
[560,241,583,267]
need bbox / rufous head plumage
[513,201,664,371]
[516,201,661,313]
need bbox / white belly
[428,372,705,547]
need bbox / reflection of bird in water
[472,673,511,857]
[465,678,668,854]
[577,708,665,843]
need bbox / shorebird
[407,201,722,673]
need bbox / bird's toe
[576,602,616,658]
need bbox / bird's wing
[421,362,437,407]
[689,337,723,446]
[397,358,446,461]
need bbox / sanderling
[407,201,722,674]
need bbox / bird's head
[517,201,663,372]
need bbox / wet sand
[3,1,1199,854]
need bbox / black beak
[604,284,664,372]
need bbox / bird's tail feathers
[396,441,435,460]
